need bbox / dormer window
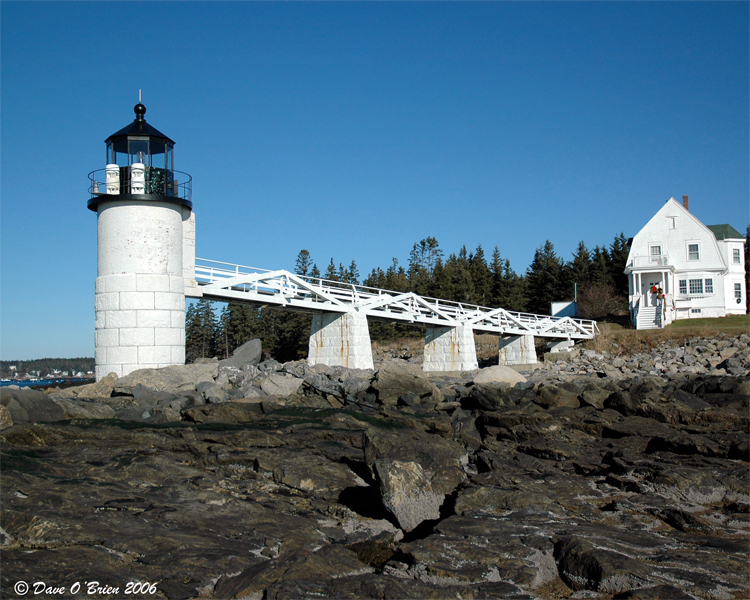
[688,244,699,261]
[650,246,662,263]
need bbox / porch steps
[637,306,661,330]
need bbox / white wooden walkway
[191,259,598,340]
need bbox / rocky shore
[1,334,748,600]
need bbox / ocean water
[0,379,91,388]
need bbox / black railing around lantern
[88,168,192,207]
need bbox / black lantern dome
[88,103,192,211]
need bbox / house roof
[707,224,745,241]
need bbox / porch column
[308,310,374,370]
[498,334,537,365]
[423,325,478,372]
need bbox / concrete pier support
[308,310,374,370]
[498,334,537,365]
[423,325,478,372]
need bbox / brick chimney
[682,195,689,211]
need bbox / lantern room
[106,103,174,171]
[88,102,192,211]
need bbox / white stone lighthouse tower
[88,102,194,380]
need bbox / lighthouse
[88,102,195,380]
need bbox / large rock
[371,459,444,531]
[373,360,443,405]
[554,536,651,594]
[363,428,466,530]
[259,372,303,397]
[473,365,527,385]
[219,338,262,370]
[113,363,219,395]
[0,388,65,424]
[50,397,117,420]
[75,372,118,399]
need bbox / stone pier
[498,334,537,365]
[308,310,374,370]
[423,325,478,372]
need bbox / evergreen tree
[469,244,492,305]
[185,299,219,362]
[347,260,360,285]
[525,240,565,314]
[608,233,630,297]
[448,247,475,304]
[567,241,592,299]
[589,246,612,286]
[295,249,312,276]
[489,247,525,311]
[408,237,442,295]
[325,259,338,281]
[503,260,527,312]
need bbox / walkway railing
[194,258,599,340]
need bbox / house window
[734,249,741,264]
[691,309,702,314]
[736,283,743,300]
[688,244,699,261]
[679,280,687,294]
[668,217,676,229]
[650,246,662,263]
[705,279,713,294]
[689,279,703,294]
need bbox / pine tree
[469,244,492,305]
[526,240,565,314]
[448,247,475,304]
[295,249,312,277]
[567,241,592,299]
[325,259,338,281]
[185,299,219,362]
[589,246,612,286]
[608,233,630,297]
[348,260,360,285]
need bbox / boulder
[534,384,580,409]
[0,388,65,424]
[219,338,262,370]
[463,383,512,410]
[371,459,444,531]
[113,363,219,395]
[0,403,13,429]
[75,372,118,399]
[554,536,651,594]
[473,365,527,385]
[50,397,117,420]
[259,372,303,397]
[373,360,443,405]
[363,428,466,530]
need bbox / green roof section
[707,224,745,240]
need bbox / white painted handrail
[194,258,599,339]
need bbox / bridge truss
[193,259,598,340]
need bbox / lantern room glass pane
[108,140,129,166]
[129,139,149,166]
[150,142,166,169]
[166,146,173,171]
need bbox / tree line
[186,234,631,363]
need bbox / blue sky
[1,1,748,360]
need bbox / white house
[624,196,747,329]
